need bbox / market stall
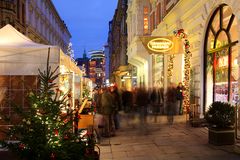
[81,77,93,100]
[0,25,82,118]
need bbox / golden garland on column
[174,29,192,113]
[167,54,175,81]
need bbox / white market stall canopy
[0,24,81,75]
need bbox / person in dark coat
[176,82,184,115]
[135,86,149,134]
[110,86,121,130]
[166,83,177,125]
[150,88,159,114]
[122,89,133,113]
[100,87,114,137]
[122,88,134,126]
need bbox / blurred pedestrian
[166,83,177,125]
[122,88,134,126]
[135,86,149,134]
[96,88,103,114]
[176,82,184,115]
[92,89,98,107]
[150,87,158,114]
[122,88,133,113]
[100,87,114,137]
[110,86,121,130]
[150,87,161,122]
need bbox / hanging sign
[147,38,174,52]
[140,36,183,54]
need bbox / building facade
[89,50,105,88]
[104,43,110,86]
[0,0,71,53]
[127,0,240,120]
[109,0,130,89]
[127,0,155,89]
[0,0,26,33]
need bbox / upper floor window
[143,6,149,35]
[22,3,25,24]
[157,3,161,24]
[150,11,155,32]
[17,0,20,20]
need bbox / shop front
[140,36,184,90]
[59,53,82,110]
[204,4,239,109]
[0,25,83,122]
[127,39,151,88]
[203,3,240,138]
[127,0,240,121]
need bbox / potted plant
[205,101,235,145]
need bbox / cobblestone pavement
[98,114,240,160]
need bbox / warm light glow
[60,65,68,74]
[167,55,175,79]
[110,83,114,87]
[210,40,222,49]
[234,59,238,66]
[147,38,174,52]
[218,56,228,67]
[174,29,191,113]
[123,76,131,79]
[144,16,149,32]
[143,6,149,34]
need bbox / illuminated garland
[167,54,175,81]
[173,29,192,113]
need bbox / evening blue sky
[52,0,118,58]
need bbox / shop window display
[204,4,239,109]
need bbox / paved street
[99,114,240,160]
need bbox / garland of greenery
[173,29,192,113]
[167,54,175,81]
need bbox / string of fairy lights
[167,54,175,81]
[173,29,192,113]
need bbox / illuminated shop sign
[147,38,174,52]
[140,36,182,54]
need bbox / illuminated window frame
[203,4,238,111]
[143,6,149,35]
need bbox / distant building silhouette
[75,49,90,78]
[104,43,110,86]
[108,0,129,89]
[89,50,105,87]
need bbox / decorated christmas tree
[1,49,86,160]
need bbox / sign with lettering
[140,36,183,54]
[147,38,174,52]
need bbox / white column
[200,46,205,118]
[148,54,153,88]
[164,54,168,92]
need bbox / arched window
[204,4,239,110]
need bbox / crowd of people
[90,82,185,138]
